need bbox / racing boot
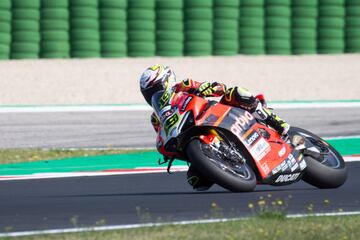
[254,102,290,136]
[187,165,213,191]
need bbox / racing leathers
[151,78,290,190]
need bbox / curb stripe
[0,156,358,181]
[0,211,359,238]
[0,166,189,181]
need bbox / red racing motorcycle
[153,90,347,192]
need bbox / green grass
[0,148,153,164]
[7,215,360,240]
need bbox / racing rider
[140,65,290,191]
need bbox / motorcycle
[152,89,347,192]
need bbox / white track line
[0,166,189,181]
[343,156,360,162]
[0,101,360,113]
[288,211,360,218]
[0,211,359,238]
[0,156,358,181]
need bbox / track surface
[0,163,359,232]
[0,107,359,233]
[1,108,360,149]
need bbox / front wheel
[186,138,256,192]
[288,127,347,189]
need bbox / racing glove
[198,82,215,97]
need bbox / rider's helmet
[140,65,176,105]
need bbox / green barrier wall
[0,0,359,59]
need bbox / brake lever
[158,156,175,174]
[158,156,169,165]
[167,158,175,174]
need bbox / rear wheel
[186,138,256,192]
[288,127,347,188]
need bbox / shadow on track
[55,187,315,198]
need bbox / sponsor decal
[181,96,193,111]
[299,160,307,170]
[249,138,271,161]
[272,154,298,175]
[281,161,288,171]
[285,154,297,169]
[261,163,270,175]
[289,154,297,165]
[272,165,281,175]
[278,146,286,157]
[159,91,171,109]
[286,159,292,168]
[164,113,179,134]
[244,131,260,147]
[291,162,299,172]
[275,173,301,183]
[161,109,174,121]
[230,111,255,138]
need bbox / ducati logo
[275,173,301,183]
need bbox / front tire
[186,139,256,192]
[289,127,347,189]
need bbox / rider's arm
[174,78,226,97]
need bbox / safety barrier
[0,0,359,59]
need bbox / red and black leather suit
[149,78,267,190]
[150,78,260,158]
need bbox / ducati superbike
[153,90,347,192]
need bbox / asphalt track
[0,162,359,232]
[1,107,360,149]
[0,107,359,233]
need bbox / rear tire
[186,139,256,192]
[288,127,347,188]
